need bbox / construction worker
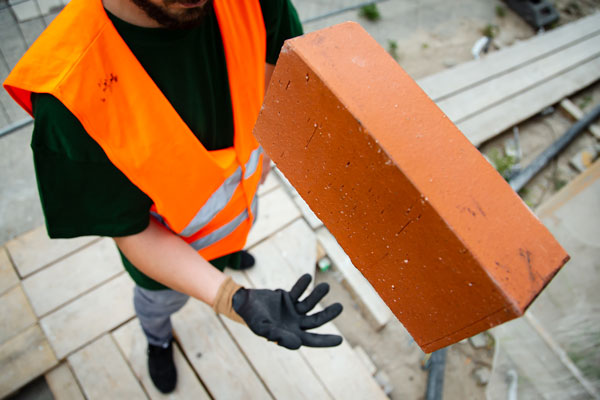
[4,0,343,394]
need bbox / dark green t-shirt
[30,0,302,289]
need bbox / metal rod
[509,103,600,192]
[0,117,33,138]
[301,0,389,24]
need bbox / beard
[131,0,214,29]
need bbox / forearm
[113,218,227,306]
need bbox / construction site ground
[1,0,600,399]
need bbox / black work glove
[232,273,343,350]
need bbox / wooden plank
[45,363,85,400]
[266,218,318,281]
[0,246,19,296]
[246,186,301,248]
[18,15,46,47]
[9,1,42,22]
[22,238,123,317]
[354,346,377,376]
[316,228,392,331]
[0,99,10,128]
[36,0,63,15]
[0,324,58,398]
[42,9,60,25]
[492,318,593,399]
[560,98,600,140]
[112,318,211,400]
[293,193,324,229]
[221,270,333,400]
[0,6,31,122]
[40,273,135,359]
[437,34,600,123]
[6,226,97,278]
[68,335,147,400]
[417,13,600,101]
[257,167,280,196]
[244,232,388,400]
[459,56,600,146]
[172,298,272,399]
[297,306,385,400]
[0,284,37,344]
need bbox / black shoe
[239,250,256,269]
[148,341,177,394]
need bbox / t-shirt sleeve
[31,93,153,239]
[260,0,303,65]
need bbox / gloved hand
[213,274,343,349]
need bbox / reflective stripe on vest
[180,146,263,237]
[190,196,259,251]
[3,0,267,260]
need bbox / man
[4,0,343,394]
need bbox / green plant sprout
[495,5,506,18]
[359,3,381,21]
[488,148,516,180]
[482,23,499,38]
[579,94,593,110]
[387,39,399,61]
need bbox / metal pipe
[0,117,33,138]
[509,103,600,192]
[425,348,448,400]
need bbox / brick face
[254,22,569,352]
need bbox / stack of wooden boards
[417,12,600,146]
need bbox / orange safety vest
[4,0,266,261]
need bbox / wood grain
[68,335,146,400]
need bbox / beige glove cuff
[212,276,245,324]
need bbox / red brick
[253,22,569,352]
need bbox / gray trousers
[134,285,190,347]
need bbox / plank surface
[45,363,85,400]
[36,0,64,15]
[293,193,324,229]
[40,273,135,359]
[417,13,600,101]
[459,56,600,145]
[112,318,210,400]
[246,187,301,248]
[492,318,593,400]
[222,270,333,400]
[0,284,37,344]
[9,1,42,22]
[6,226,97,277]
[0,8,30,122]
[244,231,388,400]
[267,219,318,280]
[68,335,147,400]
[437,33,600,123]
[316,228,392,331]
[172,298,271,399]
[257,168,280,196]
[298,316,387,400]
[0,247,19,295]
[22,238,123,316]
[0,324,57,398]
[18,15,46,47]
[531,161,600,396]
